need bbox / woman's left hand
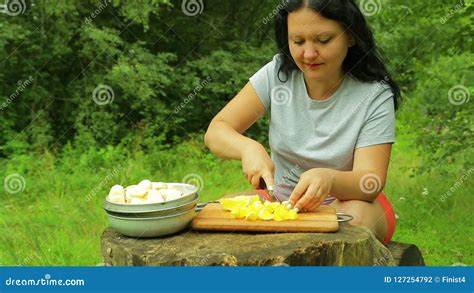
[288,168,335,212]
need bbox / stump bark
[100,223,423,266]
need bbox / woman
[204,0,401,245]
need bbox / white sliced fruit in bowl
[138,179,152,190]
[125,185,148,200]
[108,193,126,204]
[109,185,125,196]
[105,180,197,206]
[130,197,148,204]
[160,189,182,202]
[147,189,165,203]
[151,182,168,190]
[107,185,126,203]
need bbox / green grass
[384,129,473,266]
[0,133,472,266]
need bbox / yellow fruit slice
[258,209,274,220]
[219,195,298,221]
[248,195,260,204]
[245,211,258,221]
[273,213,285,221]
[288,209,298,220]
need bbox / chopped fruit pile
[107,180,184,204]
[219,195,298,221]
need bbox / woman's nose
[303,47,318,59]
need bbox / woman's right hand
[241,141,275,189]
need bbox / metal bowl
[105,201,197,218]
[103,183,199,213]
[106,208,196,238]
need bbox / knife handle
[259,178,267,189]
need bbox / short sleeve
[249,54,280,111]
[355,90,396,148]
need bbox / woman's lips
[306,63,323,69]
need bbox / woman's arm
[204,81,265,160]
[290,144,391,210]
[204,81,275,188]
[326,143,391,202]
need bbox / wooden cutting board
[192,203,339,233]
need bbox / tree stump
[100,223,424,266]
[386,242,425,266]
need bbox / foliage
[373,0,473,171]
[0,0,277,157]
[0,0,472,266]
[1,0,470,169]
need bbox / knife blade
[259,178,281,202]
[267,185,279,202]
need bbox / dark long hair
[275,0,402,111]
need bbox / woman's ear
[348,35,356,47]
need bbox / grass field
[0,132,472,266]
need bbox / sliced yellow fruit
[273,213,285,221]
[288,209,298,220]
[245,211,258,221]
[258,209,274,220]
[231,207,248,219]
[219,195,298,221]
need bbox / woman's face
[287,8,354,81]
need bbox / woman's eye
[319,38,331,44]
[293,40,304,45]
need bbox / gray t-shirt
[249,54,395,202]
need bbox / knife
[267,185,278,202]
[259,178,280,202]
